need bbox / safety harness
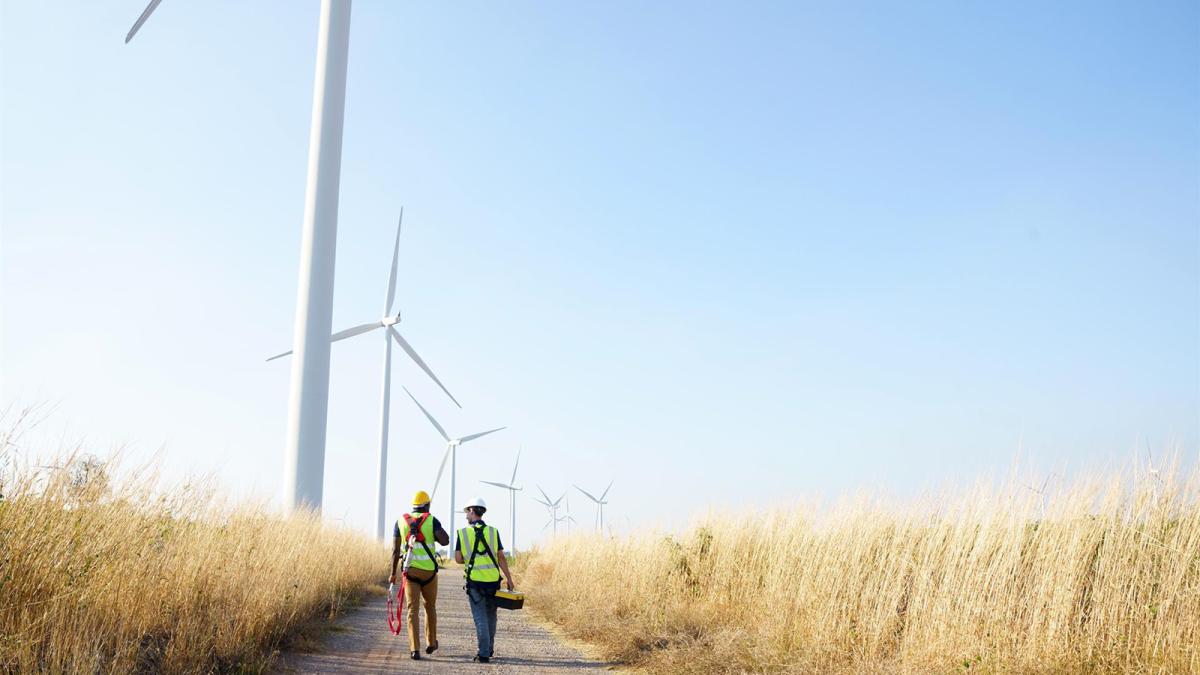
[386,584,405,635]
[401,513,439,587]
[462,524,500,587]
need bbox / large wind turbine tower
[126,0,355,513]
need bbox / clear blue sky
[2,1,1197,542]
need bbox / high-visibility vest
[457,524,501,583]
[399,513,438,571]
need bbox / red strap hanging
[386,584,405,636]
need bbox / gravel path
[273,580,614,674]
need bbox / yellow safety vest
[399,513,438,571]
[457,524,501,583]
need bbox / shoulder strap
[415,514,439,572]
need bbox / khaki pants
[403,567,438,651]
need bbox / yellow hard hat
[412,490,431,507]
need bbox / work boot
[410,651,421,660]
[473,655,490,663]
[425,640,439,654]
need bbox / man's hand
[388,574,395,585]
[505,577,515,592]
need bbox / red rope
[387,583,405,636]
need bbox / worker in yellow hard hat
[390,489,450,660]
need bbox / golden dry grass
[0,452,385,673]
[521,463,1200,674]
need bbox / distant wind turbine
[480,449,523,554]
[268,211,461,541]
[404,388,505,532]
[574,481,613,533]
[534,486,565,537]
[562,493,577,535]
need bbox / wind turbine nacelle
[383,313,401,326]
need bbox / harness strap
[386,585,405,636]
[403,570,437,587]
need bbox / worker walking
[390,490,450,661]
[455,497,515,663]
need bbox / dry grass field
[522,463,1199,674]
[0,450,384,673]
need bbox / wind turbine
[534,487,564,537]
[126,0,355,514]
[574,481,613,533]
[480,449,522,554]
[562,493,577,535]
[267,211,460,541]
[404,388,505,532]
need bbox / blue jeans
[466,584,498,657]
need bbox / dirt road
[273,580,613,674]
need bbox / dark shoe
[409,651,421,660]
[425,640,439,654]
[473,655,490,663]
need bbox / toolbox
[495,589,525,610]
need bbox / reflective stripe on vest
[457,524,501,582]
[400,513,438,571]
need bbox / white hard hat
[462,496,487,512]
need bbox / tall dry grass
[0,447,384,673]
[523,463,1200,674]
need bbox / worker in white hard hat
[454,496,514,663]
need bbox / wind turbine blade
[510,448,521,486]
[459,427,506,444]
[331,321,383,343]
[574,485,601,503]
[125,0,163,43]
[383,208,402,315]
[266,320,379,362]
[600,480,614,501]
[430,444,452,498]
[553,492,565,507]
[402,386,450,442]
[390,328,462,408]
[480,480,512,489]
[537,485,553,504]
[542,519,552,532]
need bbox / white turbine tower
[403,388,505,532]
[534,487,564,537]
[480,449,523,554]
[266,211,461,541]
[574,481,613,533]
[127,0,355,513]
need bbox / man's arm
[453,531,464,564]
[497,549,514,591]
[433,518,450,546]
[389,536,402,583]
